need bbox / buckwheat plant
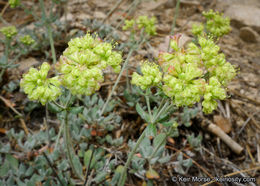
[20,33,123,180]
[192,9,231,38]
[119,33,237,185]
[0,26,35,83]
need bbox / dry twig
[0,96,29,135]
[201,119,243,154]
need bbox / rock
[225,5,260,33]
[239,27,259,43]
[141,0,168,11]
[164,0,176,8]
[93,11,106,19]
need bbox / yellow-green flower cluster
[131,61,162,90]
[19,35,35,45]
[8,0,20,8]
[202,77,226,114]
[198,37,236,85]
[203,10,231,37]
[123,16,157,36]
[20,62,61,105]
[155,35,236,113]
[55,33,122,95]
[137,16,157,36]
[192,10,231,38]
[123,20,135,31]
[191,23,204,37]
[0,26,17,39]
[160,39,204,107]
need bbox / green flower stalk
[19,35,35,45]
[8,0,20,8]
[131,61,162,90]
[0,26,17,39]
[55,33,122,96]
[20,62,61,105]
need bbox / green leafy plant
[20,33,123,181]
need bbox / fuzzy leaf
[136,103,150,122]
[48,102,63,113]
[153,133,166,148]
[84,150,95,170]
[145,167,160,179]
[6,154,18,170]
[145,124,156,137]
[69,106,84,114]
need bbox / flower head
[131,61,162,90]
[20,35,35,45]
[137,16,157,36]
[123,19,135,31]
[0,26,17,39]
[56,33,122,96]
[192,23,204,36]
[8,0,20,8]
[154,34,236,114]
[202,9,231,37]
[20,62,61,105]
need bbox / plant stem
[4,38,10,60]
[0,69,5,83]
[47,25,57,64]
[55,92,83,180]
[64,109,83,180]
[39,0,56,64]
[101,29,147,116]
[54,122,63,150]
[167,0,181,52]
[118,128,146,186]
[100,48,134,116]
[145,89,152,121]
